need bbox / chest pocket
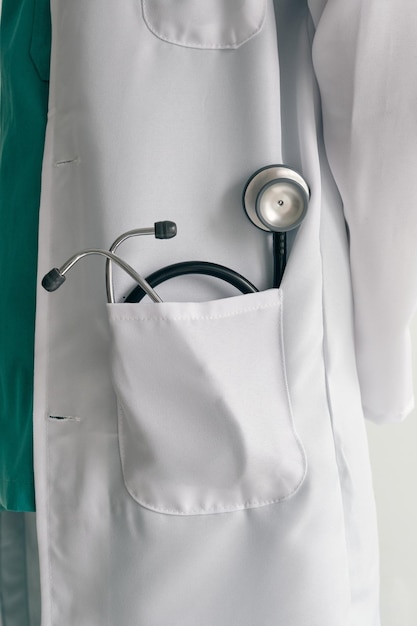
[108,290,307,516]
[141,0,267,49]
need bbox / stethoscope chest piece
[242,165,310,232]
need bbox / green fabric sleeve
[0,0,51,511]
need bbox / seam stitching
[141,0,266,50]
[109,300,280,323]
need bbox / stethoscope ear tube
[106,221,176,303]
[42,248,163,303]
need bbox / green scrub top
[0,0,51,511]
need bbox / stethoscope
[42,165,310,302]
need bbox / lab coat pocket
[107,289,306,516]
[141,0,267,50]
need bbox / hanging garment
[0,0,51,512]
[3,0,417,624]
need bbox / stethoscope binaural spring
[42,165,310,302]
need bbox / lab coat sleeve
[308,0,417,423]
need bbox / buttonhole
[54,157,80,167]
[48,415,82,422]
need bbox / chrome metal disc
[242,165,310,232]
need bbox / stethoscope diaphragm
[242,164,310,233]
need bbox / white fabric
[29,0,416,624]
[310,0,417,423]
[108,291,306,515]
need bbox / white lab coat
[9,0,417,624]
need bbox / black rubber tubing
[125,261,259,303]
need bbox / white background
[366,315,417,626]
